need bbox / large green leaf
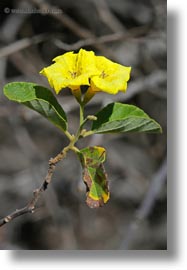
[3,82,67,131]
[92,102,162,134]
[78,146,110,208]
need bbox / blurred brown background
[0,0,166,250]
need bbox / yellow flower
[90,56,131,94]
[40,49,99,94]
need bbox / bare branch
[0,143,71,227]
[92,0,127,33]
[53,26,148,51]
[0,25,148,58]
[29,0,116,59]
[0,34,48,58]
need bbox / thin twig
[0,26,148,58]
[0,1,32,43]
[92,0,127,33]
[0,34,49,58]
[53,26,148,51]
[0,143,71,227]
[29,0,116,59]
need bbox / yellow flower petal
[77,49,100,77]
[40,49,131,97]
[91,56,131,94]
[40,49,99,94]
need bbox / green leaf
[92,102,162,134]
[78,146,110,208]
[3,82,67,131]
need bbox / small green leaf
[3,82,67,131]
[78,146,109,208]
[92,102,162,134]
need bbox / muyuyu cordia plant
[1,49,161,225]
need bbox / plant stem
[64,130,74,141]
[0,139,79,227]
[81,130,94,137]
[79,102,84,126]
[0,90,96,227]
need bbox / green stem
[64,130,74,141]
[81,130,94,137]
[73,103,85,141]
[65,97,95,144]
[79,103,84,126]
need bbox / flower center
[100,70,108,79]
[69,71,77,79]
